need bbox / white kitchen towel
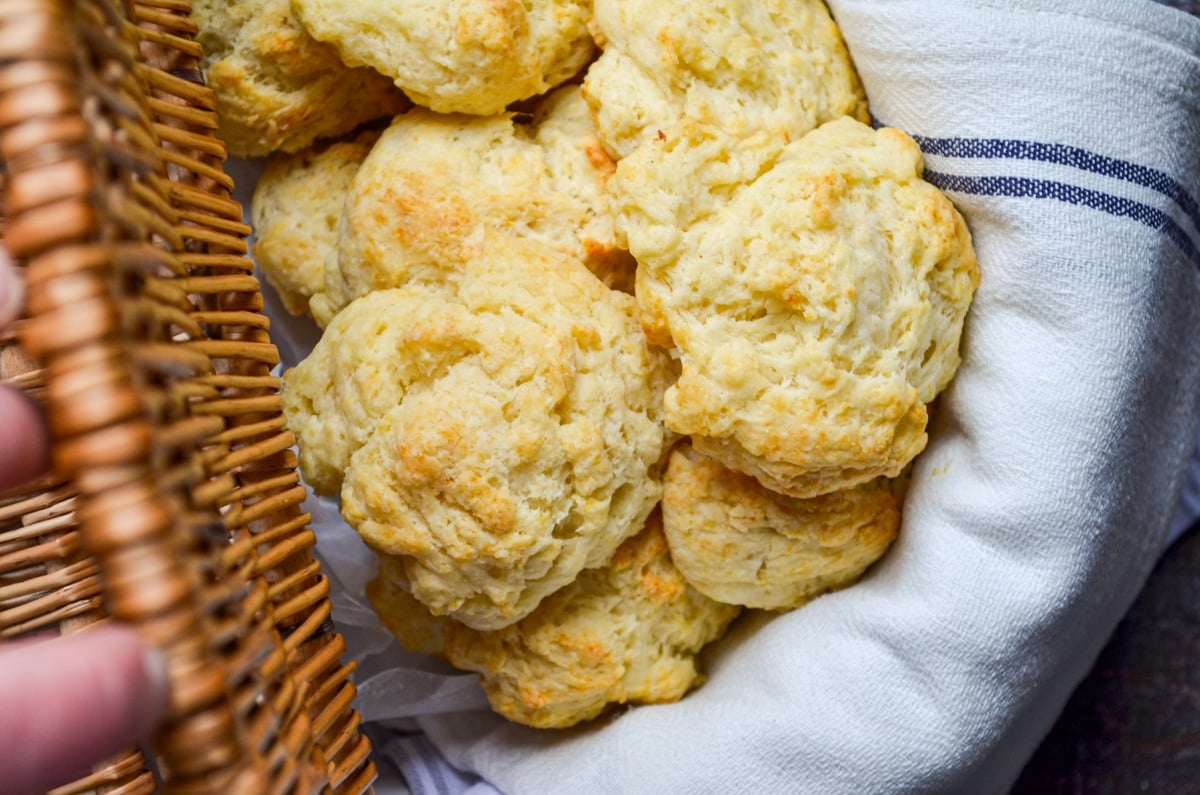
[399,2,1200,793]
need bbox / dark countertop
[1012,520,1200,793]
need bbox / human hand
[0,252,169,795]
[0,627,169,794]
[0,250,48,492]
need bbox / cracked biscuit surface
[582,0,867,160]
[323,86,635,320]
[191,0,405,156]
[368,513,741,728]
[251,130,378,320]
[283,238,673,630]
[612,117,978,498]
[291,0,595,115]
[661,442,900,610]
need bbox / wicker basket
[0,0,375,792]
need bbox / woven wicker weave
[0,1,375,792]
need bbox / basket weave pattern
[0,1,374,792]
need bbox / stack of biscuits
[194,0,979,729]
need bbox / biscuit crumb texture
[369,514,741,728]
[613,117,979,498]
[367,556,452,658]
[291,0,595,115]
[251,130,377,320]
[662,442,899,609]
[284,240,673,630]
[323,86,635,322]
[582,0,867,159]
[192,0,405,156]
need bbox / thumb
[0,244,49,494]
[0,624,169,795]
[0,247,22,328]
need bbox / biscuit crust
[292,0,595,115]
[582,0,868,159]
[612,118,979,497]
[661,443,899,610]
[369,514,741,728]
[251,131,377,320]
[325,86,635,320]
[284,239,672,630]
[367,556,453,658]
[192,0,405,156]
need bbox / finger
[0,385,50,493]
[0,248,22,328]
[0,246,48,492]
[0,624,169,795]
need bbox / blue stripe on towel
[385,732,487,795]
[911,135,1200,232]
[923,170,1200,267]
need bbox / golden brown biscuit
[369,513,741,728]
[191,0,406,156]
[283,237,673,630]
[367,555,452,657]
[323,86,635,320]
[251,130,378,320]
[661,442,899,610]
[612,117,979,498]
[291,0,595,116]
[582,0,868,159]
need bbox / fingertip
[88,624,170,735]
[0,385,50,493]
[139,636,171,732]
[0,248,22,328]
[0,624,170,795]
